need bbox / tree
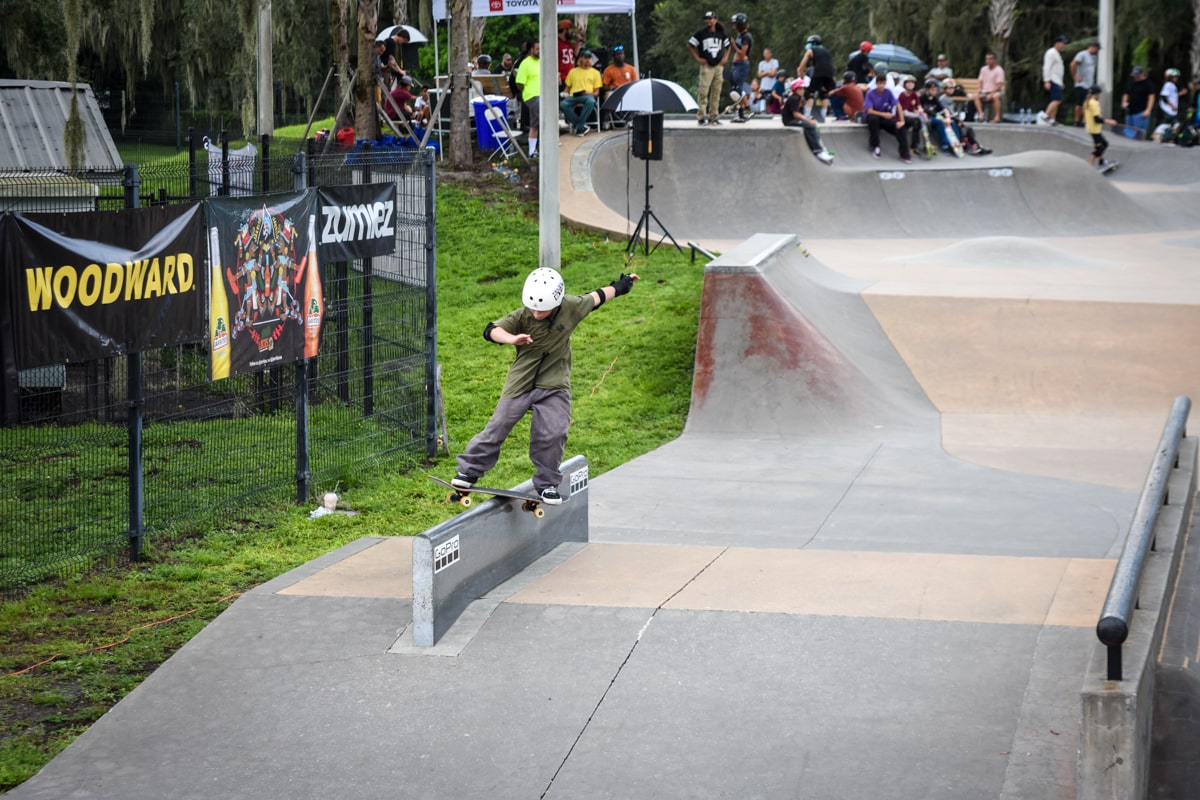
[447,0,471,168]
[354,0,381,141]
[988,0,1019,69]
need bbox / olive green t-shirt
[495,294,595,398]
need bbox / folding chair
[470,80,529,166]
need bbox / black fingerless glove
[611,273,634,297]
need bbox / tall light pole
[538,2,560,270]
[257,0,275,136]
[1099,0,1114,116]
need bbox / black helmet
[807,35,822,46]
[731,12,748,25]
[924,77,941,89]
[842,70,856,83]
[476,54,492,69]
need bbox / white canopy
[433,0,634,19]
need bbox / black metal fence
[0,136,437,591]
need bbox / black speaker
[399,43,421,74]
[631,111,664,161]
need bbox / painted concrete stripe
[506,543,1115,627]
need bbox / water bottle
[1022,107,1031,124]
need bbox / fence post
[219,130,230,196]
[361,156,374,417]
[122,162,140,209]
[127,352,145,562]
[261,133,271,193]
[424,149,438,458]
[295,359,310,504]
[294,150,311,505]
[188,129,198,199]
[175,83,182,153]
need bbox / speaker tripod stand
[628,155,682,256]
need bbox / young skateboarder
[451,268,640,504]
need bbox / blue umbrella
[849,43,927,74]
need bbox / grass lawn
[0,133,704,791]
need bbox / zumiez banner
[4,204,206,369]
[317,182,399,262]
[204,191,322,380]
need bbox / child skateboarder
[451,268,640,504]
[1085,84,1118,173]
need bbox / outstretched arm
[484,323,532,347]
[590,273,640,308]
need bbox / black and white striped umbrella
[601,78,699,113]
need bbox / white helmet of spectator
[523,268,565,312]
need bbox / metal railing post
[424,149,438,458]
[1095,395,1191,680]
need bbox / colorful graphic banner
[317,183,399,262]
[204,191,323,380]
[3,205,206,368]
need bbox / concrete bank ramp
[590,234,1133,556]
[586,127,1191,240]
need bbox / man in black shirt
[797,34,835,121]
[687,11,730,125]
[847,41,874,84]
[1120,66,1158,136]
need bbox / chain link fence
[1,136,437,592]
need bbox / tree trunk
[355,0,382,141]
[393,0,408,25]
[1192,0,1200,80]
[333,0,354,130]
[470,18,487,59]
[419,0,434,44]
[448,0,473,168]
[988,0,1018,73]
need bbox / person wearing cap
[727,13,755,121]
[687,11,730,126]
[973,51,1006,123]
[386,75,416,120]
[1158,68,1185,143]
[450,268,640,505]
[781,78,834,163]
[926,54,953,83]
[601,45,637,129]
[797,34,835,121]
[829,70,865,121]
[848,41,874,84]
[1037,35,1069,125]
[561,50,603,136]
[1120,66,1157,135]
[1070,41,1101,127]
[1084,84,1117,170]
[557,19,579,86]
[767,70,790,113]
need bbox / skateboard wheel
[459,495,473,508]
[533,507,546,519]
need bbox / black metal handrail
[1095,395,1192,680]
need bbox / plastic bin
[472,96,509,149]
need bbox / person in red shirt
[897,75,925,152]
[557,19,579,86]
[829,71,864,121]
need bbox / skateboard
[1099,160,1119,176]
[427,475,548,518]
[920,122,937,159]
[941,117,965,157]
[1106,121,1146,141]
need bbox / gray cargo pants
[456,388,571,491]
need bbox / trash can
[472,95,509,150]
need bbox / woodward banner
[4,204,206,369]
[204,191,322,380]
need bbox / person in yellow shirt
[560,50,603,136]
[1084,84,1117,172]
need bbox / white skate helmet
[523,267,565,312]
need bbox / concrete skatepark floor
[8,120,1199,800]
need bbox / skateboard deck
[1099,160,1119,175]
[1107,122,1146,140]
[427,475,548,517]
[941,117,965,157]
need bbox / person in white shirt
[1038,35,1067,125]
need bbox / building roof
[0,79,123,172]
